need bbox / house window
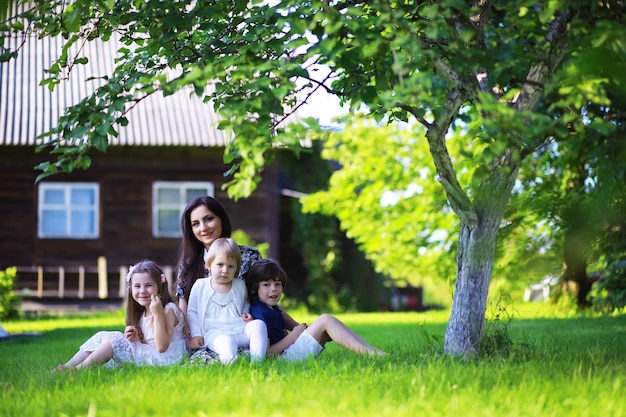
[153,182,214,237]
[38,183,100,238]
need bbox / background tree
[302,119,564,307]
[278,142,388,312]
[302,120,460,299]
[510,24,626,308]
[2,0,624,355]
[589,104,626,311]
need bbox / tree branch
[396,104,431,128]
[469,0,492,94]
[469,0,491,42]
[513,10,572,112]
[427,57,478,227]
[382,2,481,227]
[427,111,478,227]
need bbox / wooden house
[0,26,287,303]
[0,17,398,312]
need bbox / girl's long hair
[176,196,232,300]
[126,260,174,327]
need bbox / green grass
[1,306,625,417]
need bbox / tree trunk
[561,168,592,307]
[563,227,591,307]
[444,217,501,356]
[436,3,571,357]
[443,163,519,356]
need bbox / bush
[592,254,626,313]
[0,267,21,319]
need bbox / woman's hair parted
[206,237,242,277]
[126,259,174,327]
[246,259,288,304]
[176,196,233,300]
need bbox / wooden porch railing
[14,256,176,301]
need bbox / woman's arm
[178,297,188,317]
[239,246,262,279]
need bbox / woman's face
[190,204,223,249]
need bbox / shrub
[0,267,21,319]
[476,293,515,358]
[592,254,626,313]
[478,292,533,360]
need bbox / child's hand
[292,323,307,336]
[124,325,141,342]
[242,312,253,322]
[189,336,204,350]
[149,294,164,316]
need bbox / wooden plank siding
[0,144,281,297]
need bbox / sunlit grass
[2,309,125,333]
[1,304,625,417]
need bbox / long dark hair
[246,259,287,304]
[176,196,233,300]
[126,260,174,327]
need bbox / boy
[246,259,386,360]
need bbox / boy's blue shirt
[250,301,288,345]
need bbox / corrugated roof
[0,29,229,147]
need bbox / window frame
[37,182,100,239]
[152,181,214,238]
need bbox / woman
[175,196,261,317]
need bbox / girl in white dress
[54,260,187,370]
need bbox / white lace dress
[79,302,187,368]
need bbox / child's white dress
[79,302,187,368]
[187,278,267,363]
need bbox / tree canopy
[302,119,460,288]
[2,0,625,355]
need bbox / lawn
[0,304,625,417]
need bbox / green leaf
[71,126,90,139]
[362,39,380,58]
[62,5,82,33]
[92,134,108,152]
[48,63,60,75]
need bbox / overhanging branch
[427,60,478,227]
[514,10,572,112]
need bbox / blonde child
[54,260,187,370]
[187,238,267,364]
[247,259,386,360]
[175,195,262,317]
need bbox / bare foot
[367,348,387,357]
[52,364,74,372]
